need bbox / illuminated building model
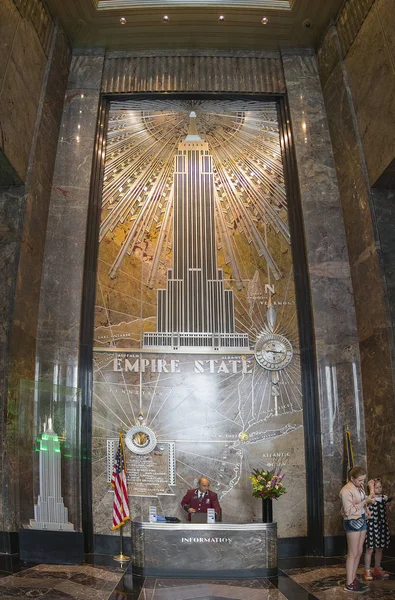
[30,417,74,531]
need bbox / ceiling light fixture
[163,14,169,21]
[219,15,225,21]
[261,16,269,24]
[119,16,126,25]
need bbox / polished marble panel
[0,0,19,95]
[316,26,340,90]
[133,522,277,576]
[344,1,395,187]
[336,0,374,59]
[36,52,105,389]
[0,0,47,182]
[1,22,71,537]
[377,0,395,68]
[281,50,365,536]
[0,188,25,374]
[68,53,106,90]
[318,20,395,534]
[372,190,395,328]
[0,186,25,537]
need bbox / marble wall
[0,0,53,185]
[35,51,105,389]
[29,46,368,547]
[0,185,24,548]
[281,49,366,537]
[0,190,25,509]
[342,0,395,187]
[0,21,71,543]
[371,189,395,333]
[317,0,395,532]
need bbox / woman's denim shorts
[344,514,367,533]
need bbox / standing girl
[340,466,375,593]
[364,477,391,580]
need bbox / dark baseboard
[93,534,132,556]
[324,535,346,557]
[278,537,309,557]
[383,536,395,557]
[0,532,19,555]
[279,535,347,558]
[19,529,84,564]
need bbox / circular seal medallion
[254,333,294,371]
[125,425,157,455]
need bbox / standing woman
[340,466,375,593]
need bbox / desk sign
[207,508,215,523]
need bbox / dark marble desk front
[132,520,277,578]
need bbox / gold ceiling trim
[102,54,285,93]
[97,0,291,7]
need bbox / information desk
[132,520,277,578]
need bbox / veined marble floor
[0,555,126,599]
[1,555,395,599]
[281,556,395,599]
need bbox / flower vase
[262,497,273,523]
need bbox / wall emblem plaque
[125,426,157,455]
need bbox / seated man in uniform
[181,477,221,521]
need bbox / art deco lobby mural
[93,99,306,537]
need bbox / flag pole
[113,427,130,562]
[345,422,354,482]
[113,523,129,562]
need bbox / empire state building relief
[144,112,249,352]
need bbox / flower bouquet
[249,468,286,522]
[249,468,286,500]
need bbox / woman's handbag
[347,518,365,530]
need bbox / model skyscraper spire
[185,111,202,142]
[144,111,249,351]
[30,417,74,531]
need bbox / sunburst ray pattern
[101,99,289,283]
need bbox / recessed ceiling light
[261,16,269,24]
[219,15,225,21]
[163,14,169,21]
[120,16,126,25]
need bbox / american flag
[111,434,130,530]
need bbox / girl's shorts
[344,515,367,533]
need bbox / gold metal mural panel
[93,99,306,536]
